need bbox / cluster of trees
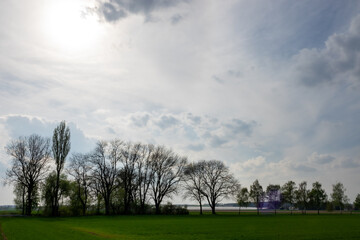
[4,121,360,216]
[237,180,359,215]
[5,121,238,216]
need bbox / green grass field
[1,213,360,240]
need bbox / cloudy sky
[1,0,360,205]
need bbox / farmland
[1,213,360,240]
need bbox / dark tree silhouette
[295,181,309,214]
[250,179,264,215]
[183,162,205,215]
[90,140,122,215]
[149,146,187,214]
[266,184,281,214]
[281,180,297,214]
[200,160,239,215]
[236,187,249,215]
[52,121,71,216]
[6,134,51,215]
[308,181,327,215]
[331,182,348,214]
[67,153,92,215]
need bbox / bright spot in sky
[42,0,102,52]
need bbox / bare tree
[149,145,187,214]
[5,134,51,215]
[119,142,142,214]
[199,160,239,215]
[250,179,264,215]
[266,184,281,214]
[52,121,71,216]
[281,180,297,214]
[90,140,122,215]
[183,162,205,215]
[136,144,154,214]
[68,153,92,215]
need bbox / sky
[0,0,360,205]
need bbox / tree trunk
[26,187,32,216]
[155,203,161,214]
[199,202,203,215]
[22,186,25,215]
[211,206,216,214]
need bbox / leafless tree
[199,160,239,214]
[119,142,142,214]
[90,140,122,215]
[183,162,205,214]
[52,121,71,216]
[5,134,51,215]
[135,143,154,214]
[149,145,187,214]
[67,153,92,215]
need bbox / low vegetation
[1,213,360,240]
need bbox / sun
[42,0,102,52]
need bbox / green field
[1,213,360,240]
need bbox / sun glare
[42,0,102,52]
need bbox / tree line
[4,121,360,216]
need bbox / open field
[1,213,360,240]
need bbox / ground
[0,212,360,240]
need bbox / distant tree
[295,181,309,214]
[5,134,51,215]
[266,184,281,214]
[42,172,70,216]
[67,153,92,215]
[119,142,141,214]
[136,144,154,214]
[183,162,205,215]
[331,182,348,214]
[236,187,249,215]
[13,182,26,215]
[199,160,239,215]
[149,145,187,214]
[90,140,122,215]
[281,181,297,214]
[52,121,71,216]
[249,179,264,215]
[354,194,360,210]
[308,181,327,215]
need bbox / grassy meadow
[1,213,360,240]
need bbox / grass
[0,213,360,240]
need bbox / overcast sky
[1,0,360,205]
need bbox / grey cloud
[187,143,205,151]
[209,135,228,148]
[308,152,335,164]
[155,115,179,129]
[291,164,317,172]
[98,0,189,23]
[339,159,360,168]
[294,15,360,87]
[171,14,183,25]
[212,75,224,84]
[187,113,201,125]
[3,115,95,154]
[107,127,117,134]
[101,2,127,22]
[227,70,242,78]
[224,119,257,137]
[131,114,150,127]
